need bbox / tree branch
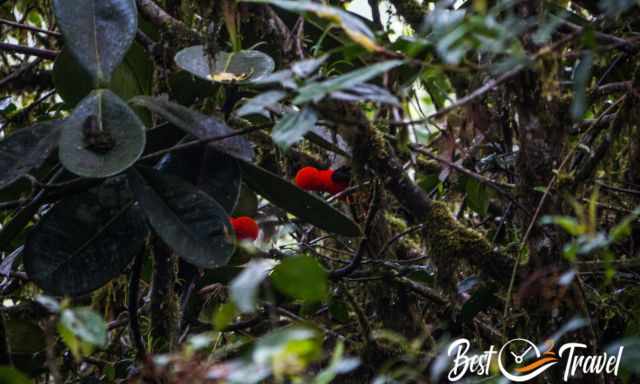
[136,0,200,41]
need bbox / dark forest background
[1,0,640,383]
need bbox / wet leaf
[59,307,107,359]
[540,215,584,236]
[128,167,235,269]
[232,183,259,217]
[606,337,640,373]
[53,0,137,85]
[272,107,318,149]
[229,259,272,313]
[251,69,297,89]
[254,327,321,364]
[465,178,489,216]
[175,47,275,84]
[0,246,22,278]
[291,55,328,78]
[571,51,593,120]
[59,307,107,347]
[59,90,146,178]
[0,120,60,190]
[328,297,350,323]
[213,302,238,331]
[169,71,217,106]
[54,43,153,108]
[235,90,287,118]
[271,255,328,303]
[306,125,351,158]
[4,312,46,355]
[313,343,360,384]
[610,207,640,242]
[238,161,361,237]
[156,146,242,213]
[131,96,254,161]
[293,60,403,104]
[330,83,400,106]
[461,285,498,323]
[24,177,147,296]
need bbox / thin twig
[596,181,640,197]
[329,182,380,279]
[0,57,42,88]
[0,18,61,37]
[139,125,267,161]
[375,224,425,259]
[338,285,371,345]
[128,250,146,360]
[0,42,58,60]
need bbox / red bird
[230,216,259,241]
[294,166,349,195]
[294,166,323,191]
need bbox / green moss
[384,212,422,251]
[366,124,391,164]
[425,201,493,263]
[555,170,575,191]
[385,212,408,233]
[416,158,441,175]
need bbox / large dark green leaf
[59,90,146,178]
[570,51,593,120]
[232,183,259,217]
[175,46,275,84]
[238,161,361,237]
[53,43,153,107]
[24,177,147,296]
[52,0,137,85]
[156,145,241,213]
[461,285,499,323]
[169,70,217,106]
[0,120,60,190]
[128,167,235,269]
[271,255,328,302]
[465,178,489,216]
[272,107,318,149]
[4,311,46,356]
[130,96,253,161]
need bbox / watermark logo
[447,338,624,382]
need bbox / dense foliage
[1,0,640,383]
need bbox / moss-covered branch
[318,102,513,283]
